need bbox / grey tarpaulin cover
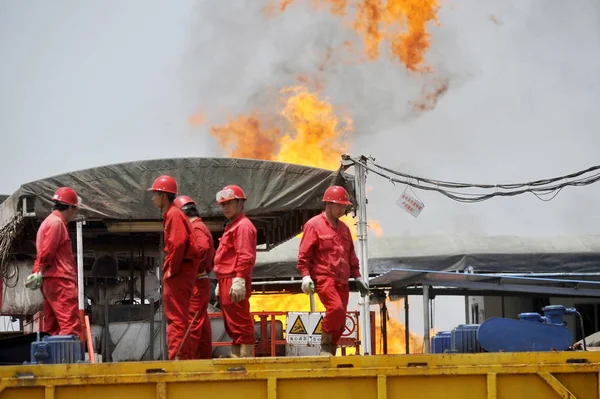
[0,157,352,227]
[252,234,600,280]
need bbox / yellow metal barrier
[1,352,600,399]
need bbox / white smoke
[185,0,600,237]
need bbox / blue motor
[451,324,484,353]
[29,335,85,365]
[542,305,575,325]
[431,331,452,353]
[477,305,577,353]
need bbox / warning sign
[342,314,357,337]
[312,316,323,335]
[290,315,308,334]
[286,313,310,345]
[286,312,358,347]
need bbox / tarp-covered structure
[0,157,354,314]
[0,157,352,235]
[252,235,600,290]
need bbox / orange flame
[207,85,382,239]
[208,86,350,170]
[267,0,440,72]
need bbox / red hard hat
[216,184,246,204]
[147,175,177,195]
[174,195,195,209]
[52,187,81,207]
[322,185,351,205]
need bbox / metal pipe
[309,293,316,313]
[423,285,431,354]
[464,295,469,324]
[404,295,410,354]
[159,231,167,360]
[76,221,85,311]
[251,280,302,286]
[574,310,587,351]
[354,156,371,355]
[129,237,134,304]
[381,300,388,355]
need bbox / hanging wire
[345,156,600,203]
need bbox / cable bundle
[345,156,600,203]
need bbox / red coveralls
[33,211,82,339]
[162,204,200,360]
[297,213,361,345]
[186,218,215,359]
[214,213,257,345]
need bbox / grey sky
[2,1,600,333]
[2,0,599,238]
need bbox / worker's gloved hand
[215,283,220,297]
[25,272,42,290]
[229,277,246,303]
[355,277,369,297]
[301,276,314,295]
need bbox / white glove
[25,272,42,290]
[355,277,369,297]
[301,276,314,295]
[229,277,246,303]
[215,283,219,297]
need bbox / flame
[267,0,440,72]
[209,86,350,170]
[208,85,372,238]
[375,301,425,354]
[210,114,281,159]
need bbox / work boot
[240,344,254,358]
[319,333,333,356]
[230,344,241,358]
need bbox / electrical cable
[346,156,600,203]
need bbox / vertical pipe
[76,221,85,311]
[423,285,431,354]
[159,232,167,360]
[129,238,135,304]
[76,220,86,346]
[354,156,371,355]
[140,240,145,305]
[381,301,388,355]
[309,293,316,313]
[464,295,470,324]
[404,295,410,354]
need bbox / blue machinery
[28,335,85,365]
[367,268,600,353]
[431,305,587,353]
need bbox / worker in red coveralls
[25,187,83,340]
[148,175,200,360]
[213,184,257,358]
[174,195,215,360]
[297,185,369,356]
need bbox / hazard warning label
[286,313,310,345]
[290,315,308,334]
[312,316,323,335]
[286,312,359,346]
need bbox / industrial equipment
[431,305,585,354]
[28,335,85,365]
